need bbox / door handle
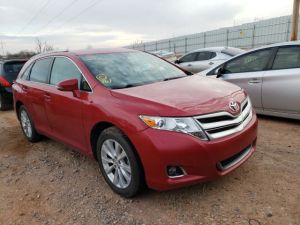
[44,93,51,101]
[22,86,28,92]
[248,79,261,85]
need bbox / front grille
[194,97,253,139]
[216,145,252,171]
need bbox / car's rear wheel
[96,127,144,198]
[0,93,12,111]
[19,105,42,142]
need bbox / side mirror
[57,79,79,92]
[216,67,225,78]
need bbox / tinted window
[224,49,272,74]
[50,58,82,85]
[272,47,300,70]
[30,58,52,83]
[196,52,215,61]
[180,52,198,63]
[80,52,186,89]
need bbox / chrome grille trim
[194,97,253,140]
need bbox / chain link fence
[128,15,298,56]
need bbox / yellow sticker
[96,74,112,84]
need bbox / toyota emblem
[229,101,240,113]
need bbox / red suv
[13,49,257,197]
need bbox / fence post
[184,37,187,53]
[203,32,206,47]
[286,17,291,41]
[155,41,158,51]
[226,29,229,47]
[252,24,256,48]
[144,43,146,51]
[169,40,171,52]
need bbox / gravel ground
[0,110,299,225]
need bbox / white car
[151,50,177,62]
[198,41,300,120]
[175,47,245,74]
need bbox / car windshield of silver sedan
[80,52,186,89]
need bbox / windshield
[80,52,186,89]
[221,48,245,57]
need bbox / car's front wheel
[96,127,144,198]
[19,105,41,142]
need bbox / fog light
[167,166,185,178]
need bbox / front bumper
[130,111,258,191]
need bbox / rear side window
[30,58,52,83]
[180,52,198,63]
[272,46,300,70]
[224,49,273,74]
[196,52,216,61]
[50,57,82,85]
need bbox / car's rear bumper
[131,111,258,191]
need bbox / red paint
[13,49,258,191]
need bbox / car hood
[111,75,246,116]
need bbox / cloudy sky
[0,0,293,53]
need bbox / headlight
[139,115,208,140]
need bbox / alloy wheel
[101,139,132,189]
[20,110,33,138]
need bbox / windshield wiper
[163,76,185,81]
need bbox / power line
[34,0,80,34]
[54,0,102,31]
[17,0,52,35]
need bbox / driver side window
[50,57,91,92]
[224,49,273,74]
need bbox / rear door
[262,46,300,113]
[24,58,53,134]
[221,48,274,110]
[44,57,91,151]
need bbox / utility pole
[291,0,300,41]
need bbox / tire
[96,127,145,198]
[0,93,13,111]
[19,105,42,142]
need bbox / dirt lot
[0,111,299,225]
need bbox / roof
[189,46,239,53]
[31,48,137,60]
[250,40,300,51]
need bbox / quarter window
[272,47,300,70]
[30,58,52,83]
[224,49,273,74]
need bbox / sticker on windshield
[96,74,112,84]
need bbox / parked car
[175,47,245,74]
[0,59,27,110]
[198,41,300,120]
[150,50,177,62]
[13,48,257,197]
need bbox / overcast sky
[0,0,293,53]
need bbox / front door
[44,57,90,151]
[221,48,274,110]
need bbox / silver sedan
[175,47,245,73]
[198,41,300,120]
